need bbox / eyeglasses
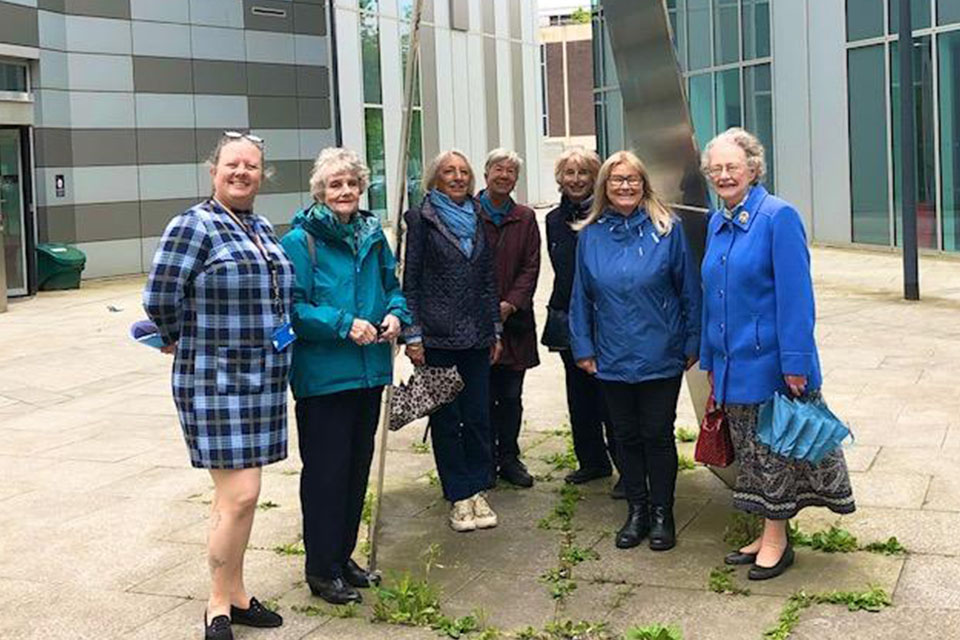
[705,163,746,179]
[608,176,642,188]
[224,131,265,148]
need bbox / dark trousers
[295,386,382,579]
[600,375,682,508]
[490,365,526,467]
[426,347,493,503]
[560,349,619,474]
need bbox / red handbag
[694,390,735,467]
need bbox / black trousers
[295,386,382,579]
[490,365,526,466]
[560,349,619,474]
[600,375,682,508]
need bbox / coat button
[719,323,725,333]
[720,255,726,264]
[719,289,724,298]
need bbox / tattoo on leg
[211,508,222,532]
[209,555,227,573]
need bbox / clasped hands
[349,314,401,346]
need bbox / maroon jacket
[480,195,541,370]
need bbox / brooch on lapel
[738,211,750,225]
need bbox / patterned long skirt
[726,397,856,520]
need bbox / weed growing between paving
[707,566,751,596]
[677,454,696,471]
[292,602,360,618]
[762,586,891,640]
[272,540,305,556]
[623,624,684,640]
[517,620,613,639]
[257,500,280,511]
[674,427,698,443]
[412,441,431,454]
[725,514,907,556]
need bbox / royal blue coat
[569,208,701,383]
[700,185,822,404]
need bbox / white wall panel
[495,38,514,150]
[433,26,456,151]
[335,7,364,154]
[466,31,487,166]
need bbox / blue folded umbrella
[129,319,165,349]
[757,392,853,465]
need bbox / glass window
[602,20,619,89]
[407,110,424,209]
[744,64,774,192]
[687,0,712,71]
[713,0,740,65]
[940,0,960,25]
[359,0,378,11]
[399,19,421,107]
[846,0,884,41]
[889,0,931,33]
[669,0,687,71]
[689,73,715,152]
[398,0,414,20]
[361,10,382,105]
[605,89,625,152]
[890,36,936,248]
[364,108,387,218]
[0,63,27,92]
[940,30,960,250]
[742,0,770,59]
[715,68,742,133]
[848,45,890,245]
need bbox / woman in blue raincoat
[569,150,700,553]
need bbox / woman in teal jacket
[281,148,409,606]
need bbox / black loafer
[609,478,626,500]
[307,575,363,605]
[343,558,382,588]
[615,503,649,549]
[204,613,233,640]
[748,546,795,581]
[724,550,758,566]
[498,460,534,488]
[230,597,283,628]
[564,467,612,485]
[648,506,676,551]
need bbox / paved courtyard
[3,229,960,639]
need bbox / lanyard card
[272,322,296,352]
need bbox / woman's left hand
[490,339,503,364]
[785,375,807,397]
[379,314,401,342]
[685,355,698,371]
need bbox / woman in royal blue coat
[569,151,701,552]
[700,128,854,581]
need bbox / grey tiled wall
[2,0,335,277]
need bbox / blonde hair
[574,151,675,235]
[309,147,370,202]
[553,146,601,188]
[421,149,476,195]
[484,148,523,174]
[701,127,767,185]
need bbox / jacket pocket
[216,346,265,394]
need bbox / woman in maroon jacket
[477,148,541,487]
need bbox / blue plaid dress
[144,199,295,469]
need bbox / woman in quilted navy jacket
[402,149,503,534]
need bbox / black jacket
[545,196,592,313]
[402,198,501,350]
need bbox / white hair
[701,127,767,185]
[309,147,370,202]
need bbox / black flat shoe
[748,546,795,581]
[499,460,534,488]
[615,503,649,549]
[648,506,676,551]
[307,575,363,605]
[724,550,759,566]
[204,613,233,640]
[564,467,612,485]
[230,597,283,628]
[343,558,382,588]
[609,478,626,500]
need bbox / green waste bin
[37,243,86,291]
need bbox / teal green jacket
[281,205,410,399]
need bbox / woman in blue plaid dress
[144,133,292,640]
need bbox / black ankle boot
[648,505,676,551]
[615,503,649,549]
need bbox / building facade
[594,0,960,254]
[0,0,543,296]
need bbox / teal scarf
[478,191,513,227]
[429,189,477,256]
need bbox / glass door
[0,129,26,296]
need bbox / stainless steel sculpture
[600,0,735,486]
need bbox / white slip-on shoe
[472,493,498,529]
[449,499,477,532]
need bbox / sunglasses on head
[223,131,265,147]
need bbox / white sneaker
[472,493,498,529]
[450,499,477,532]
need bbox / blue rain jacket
[699,185,822,404]
[569,208,701,383]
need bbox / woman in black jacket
[403,149,503,533]
[543,147,621,497]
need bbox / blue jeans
[426,347,493,502]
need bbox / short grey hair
[484,148,523,174]
[309,147,370,202]
[421,149,476,194]
[701,127,767,185]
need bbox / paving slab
[790,604,960,640]
[848,470,930,509]
[892,553,960,609]
[841,506,960,556]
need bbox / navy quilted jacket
[402,197,501,350]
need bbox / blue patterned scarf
[429,189,477,256]
[478,190,513,227]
